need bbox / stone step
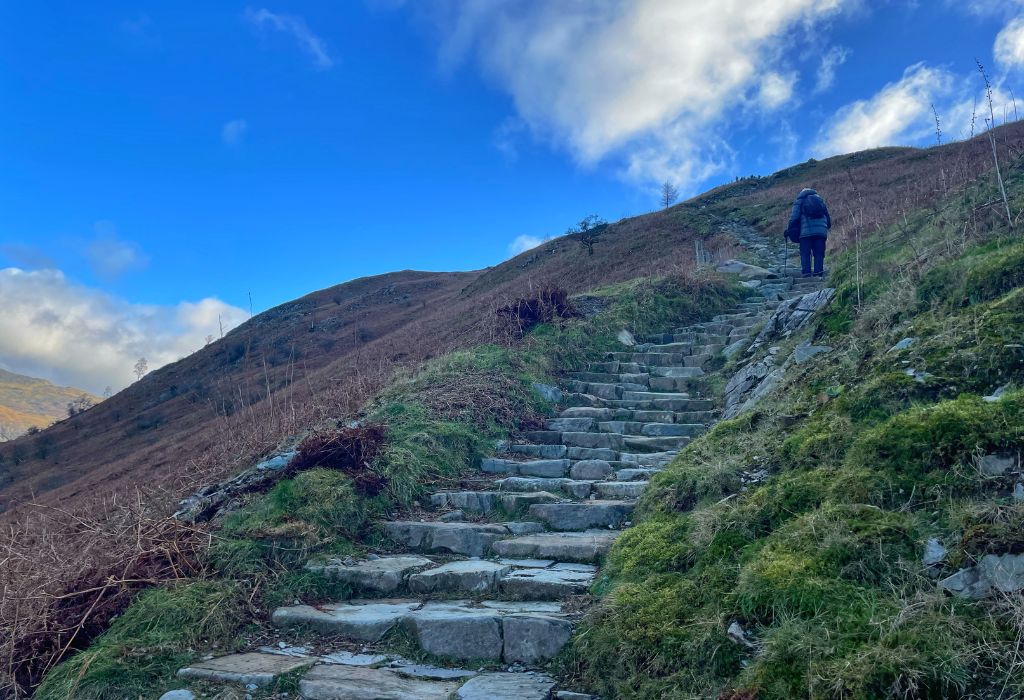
[643,342,694,353]
[593,481,649,499]
[177,652,314,687]
[508,444,569,459]
[565,380,647,398]
[567,372,650,387]
[620,390,690,402]
[623,435,691,451]
[558,406,715,423]
[300,665,460,700]
[528,500,633,531]
[456,673,558,699]
[307,555,434,594]
[595,420,705,437]
[595,396,715,412]
[604,352,702,367]
[497,477,596,499]
[430,490,560,513]
[491,530,619,563]
[615,467,662,481]
[500,562,597,599]
[712,312,755,322]
[383,522,511,557]
[272,599,572,664]
[546,416,595,431]
[619,451,678,467]
[587,361,644,374]
[507,444,621,462]
[409,560,511,595]
[481,457,570,478]
[559,431,625,450]
[647,366,706,378]
[638,422,706,437]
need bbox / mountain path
[175,224,826,699]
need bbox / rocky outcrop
[749,288,835,352]
[174,446,298,523]
[940,553,1024,599]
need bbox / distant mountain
[0,368,98,441]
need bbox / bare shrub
[288,424,388,496]
[0,497,209,697]
[496,284,581,336]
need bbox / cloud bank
[418,0,849,192]
[0,268,248,394]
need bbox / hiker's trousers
[800,237,826,276]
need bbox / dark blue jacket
[786,188,831,239]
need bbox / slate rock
[456,673,557,700]
[889,337,916,352]
[408,560,510,595]
[923,538,947,566]
[307,555,433,594]
[533,382,563,403]
[300,665,458,700]
[978,454,1017,476]
[177,652,313,687]
[160,692,196,700]
[570,459,613,480]
[503,614,573,663]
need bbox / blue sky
[2,0,1023,392]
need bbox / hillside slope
[6,121,1024,698]
[3,122,1021,516]
[0,369,97,442]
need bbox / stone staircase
[173,233,826,698]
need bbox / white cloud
[995,16,1024,69]
[415,0,850,191]
[759,72,797,110]
[244,8,333,69]
[814,63,955,156]
[960,0,1024,19]
[0,268,248,394]
[222,119,249,145]
[815,46,849,93]
[508,235,545,256]
[86,222,149,279]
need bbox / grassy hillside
[0,369,97,442]
[562,139,1024,698]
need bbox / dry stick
[977,59,1013,227]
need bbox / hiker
[785,188,832,277]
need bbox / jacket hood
[798,188,817,197]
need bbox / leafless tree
[133,357,149,381]
[567,215,607,256]
[660,181,679,208]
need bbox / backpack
[802,193,827,219]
